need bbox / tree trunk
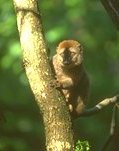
[13,0,74,150]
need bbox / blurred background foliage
[0,0,119,151]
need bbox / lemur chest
[56,70,80,87]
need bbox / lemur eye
[71,52,76,56]
[60,53,64,57]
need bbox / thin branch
[80,95,119,117]
[78,95,119,151]
[101,105,118,151]
[101,0,119,29]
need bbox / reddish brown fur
[52,40,89,118]
[57,40,81,49]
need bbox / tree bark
[13,0,74,150]
[101,0,119,29]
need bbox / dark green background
[0,0,119,151]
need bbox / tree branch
[101,105,118,151]
[80,95,119,117]
[101,0,119,29]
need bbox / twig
[80,95,119,117]
[78,95,119,150]
[101,105,118,151]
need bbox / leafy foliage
[75,140,90,151]
[0,0,119,151]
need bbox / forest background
[0,0,119,151]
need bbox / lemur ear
[80,45,83,52]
